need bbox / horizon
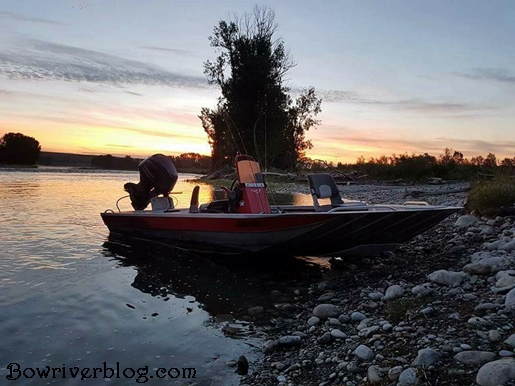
[1,1,514,163]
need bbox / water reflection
[103,235,330,320]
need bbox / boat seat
[308,173,344,211]
[200,200,230,213]
[189,186,200,213]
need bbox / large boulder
[428,270,467,286]
[476,359,515,386]
[313,304,339,319]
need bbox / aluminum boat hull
[101,205,460,257]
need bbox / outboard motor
[124,154,178,210]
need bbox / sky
[0,0,514,163]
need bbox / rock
[412,348,439,367]
[350,311,366,321]
[454,351,496,366]
[500,240,515,252]
[383,285,404,300]
[237,355,249,375]
[313,304,339,319]
[367,365,386,384]
[485,240,505,251]
[455,215,478,227]
[463,256,510,275]
[388,365,403,381]
[277,375,287,383]
[359,326,380,338]
[468,317,490,327]
[318,292,335,301]
[355,344,375,361]
[504,334,515,348]
[330,329,347,339]
[317,332,332,344]
[338,314,351,324]
[248,306,264,316]
[496,271,515,289]
[263,340,278,353]
[420,306,434,316]
[489,330,502,342]
[476,358,515,386]
[328,317,341,326]
[505,288,515,309]
[412,284,432,296]
[499,350,514,357]
[428,270,467,286]
[307,316,320,326]
[382,323,393,332]
[278,335,301,347]
[398,367,418,386]
[369,292,384,301]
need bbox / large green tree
[0,132,41,165]
[200,7,321,170]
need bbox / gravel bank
[231,184,515,386]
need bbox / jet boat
[101,154,461,256]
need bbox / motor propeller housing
[124,154,178,210]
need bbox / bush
[467,177,515,216]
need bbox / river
[0,167,328,385]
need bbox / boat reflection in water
[102,234,330,321]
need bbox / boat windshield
[237,160,264,184]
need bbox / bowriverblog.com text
[6,362,196,383]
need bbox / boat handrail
[328,204,400,213]
[403,201,430,206]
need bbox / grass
[467,176,515,216]
[384,295,437,324]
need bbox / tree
[0,132,41,165]
[199,6,322,170]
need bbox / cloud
[381,99,482,113]
[0,39,208,89]
[459,68,515,84]
[105,144,134,148]
[314,129,515,160]
[0,11,66,26]
[290,87,373,103]
[141,46,193,55]
[291,87,484,113]
[123,90,144,96]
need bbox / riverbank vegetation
[0,132,41,165]
[467,176,515,216]
[200,6,322,170]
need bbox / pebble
[505,287,515,309]
[350,311,366,322]
[354,345,375,361]
[308,316,321,326]
[412,348,439,367]
[383,285,403,300]
[330,329,347,339]
[398,367,418,386]
[454,351,496,366]
[368,292,384,301]
[428,270,467,286]
[313,304,340,319]
[504,334,515,348]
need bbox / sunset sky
[0,0,514,163]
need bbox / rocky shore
[234,185,515,386]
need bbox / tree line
[320,148,515,181]
[90,153,211,172]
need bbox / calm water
[0,167,326,385]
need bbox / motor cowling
[124,154,178,210]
